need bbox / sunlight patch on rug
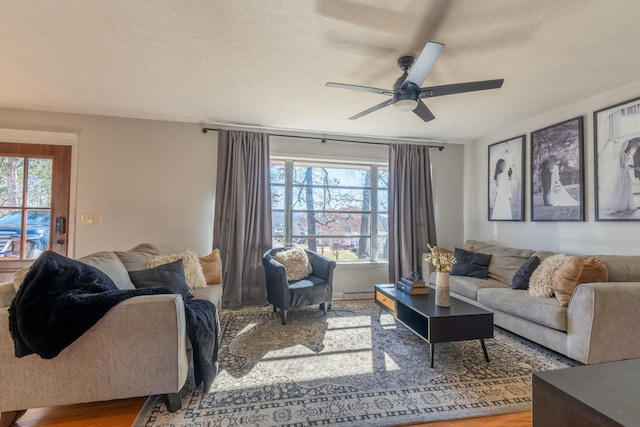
[133,300,575,427]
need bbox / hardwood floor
[12,398,531,427]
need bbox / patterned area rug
[133,300,575,427]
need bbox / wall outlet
[80,214,102,224]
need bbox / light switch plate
[80,214,102,224]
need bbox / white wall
[0,108,218,257]
[0,109,465,297]
[465,80,640,255]
[271,136,464,298]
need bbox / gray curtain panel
[388,144,437,282]
[213,130,272,309]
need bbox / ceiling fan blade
[349,99,394,120]
[325,82,394,96]
[413,100,436,122]
[402,41,444,88]
[420,79,504,98]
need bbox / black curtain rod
[201,127,444,151]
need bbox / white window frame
[271,158,388,263]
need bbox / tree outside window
[271,159,388,262]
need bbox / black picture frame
[594,96,640,221]
[488,135,525,221]
[530,116,585,221]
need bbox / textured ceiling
[1,0,639,141]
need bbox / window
[271,159,388,262]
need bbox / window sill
[335,261,388,266]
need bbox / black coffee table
[374,284,493,368]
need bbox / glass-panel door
[0,143,71,280]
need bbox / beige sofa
[0,244,222,427]
[428,240,640,365]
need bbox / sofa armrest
[0,294,189,412]
[567,282,640,364]
[0,281,15,308]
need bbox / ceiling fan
[326,41,504,123]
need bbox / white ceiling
[1,0,639,141]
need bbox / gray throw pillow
[512,256,541,290]
[129,259,193,301]
[451,247,492,279]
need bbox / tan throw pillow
[200,249,222,284]
[432,246,453,256]
[529,254,572,298]
[147,250,207,290]
[552,257,609,307]
[274,247,313,281]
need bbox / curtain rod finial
[202,128,209,134]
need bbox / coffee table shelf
[374,284,493,368]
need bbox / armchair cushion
[289,274,327,289]
[289,275,329,308]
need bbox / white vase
[435,272,450,307]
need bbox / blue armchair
[263,248,336,325]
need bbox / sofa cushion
[129,259,193,301]
[477,288,568,332]
[190,283,223,307]
[147,250,208,290]
[451,247,492,279]
[115,243,163,271]
[512,256,541,290]
[78,251,135,289]
[599,255,640,282]
[529,254,572,298]
[200,249,222,284]
[448,274,508,301]
[531,250,558,261]
[552,257,609,307]
[466,241,532,285]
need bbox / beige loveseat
[0,244,222,427]
[428,240,640,365]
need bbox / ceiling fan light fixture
[394,99,418,112]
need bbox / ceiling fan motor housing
[393,81,420,111]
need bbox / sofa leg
[281,310,287,325]
[321,303,328,315]
[1,410,26,427]
[161,393,182,412]
[273,304,277,313]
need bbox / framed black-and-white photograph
[530,116,584,221]
[488,135,525,221]
[594,96,640,221]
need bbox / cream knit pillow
[274,247,313,281]
[529,254,572,298]
[146,250,208,290]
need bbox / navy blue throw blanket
[9,251,220,390]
